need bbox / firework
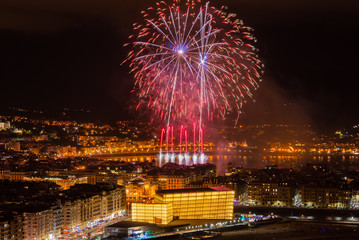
[158,124,206,166]
[125,0,263,126]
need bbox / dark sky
[0,0,358,131]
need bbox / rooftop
[157,187,232,195]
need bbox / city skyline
[1,1,359,239]
[0,0,359,131]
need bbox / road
[221,221,359,240]
[59,215,131,240]
[235,206,359,222]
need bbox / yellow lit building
[156,187,234,220]
[132,203,173,224]
[125,178,158,203]
[82,172,113,185]
[131,187,234,224]
[23,176,87,190]
[157,174,192,190]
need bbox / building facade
[0,213,24,240]
[247,181,295,207]
[62,200,82,232]
[156,187,234,220]
[131,187,234,224]
[132,203,173,224]
[157,175,192,190]
[125,178,158,203]
[24,209,53,240]
[301,184,351,208]
[0,171,31,181]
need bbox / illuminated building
[24,208,54,240]
[62,184,125,229]
[119,172,147,185]
[5,141,21,152]
[156,187,234,220]
[132,203,173,224]
[62,200,81,231]
[58,146,77,156]
[0,213,23,240]
[350,180,359,209]
[23,176,87,190]
[78,188,123,226]
[131,187,234,224]
[247,181,295,207]
[82,172,113,185]
[0,121,10,129]
[157,174,192,190]
[301,184,351,208]
[49,176,87,190]
[51,206,63,238]
[0,171,31,181]
[125,178,158,203]
[104,187,125,217]
[81,195,102,226]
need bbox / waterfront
[97,154,359,175]
[220,221,359,240]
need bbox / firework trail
[125,0,263,129]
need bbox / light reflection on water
[98,155,359,176]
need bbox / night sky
[0,0,358,131]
